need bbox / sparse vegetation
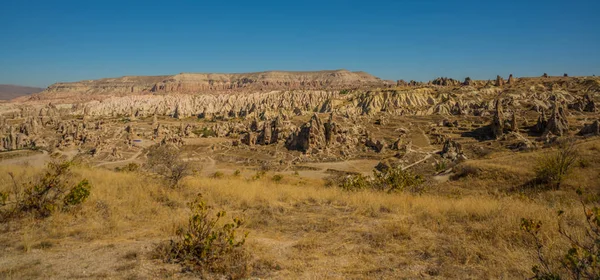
[156,193,249,278]
[146,144,190,187]
[0,161,91,221]
[251,170,267,181]
[271,174,283,182]
[337,167,424,193]
[435,160,448,172]
[372,167,424,193]
[115,162,140,172]
[521,190,600,279]
[211,171,224,179]
[534,141,579,189]
[193,127,217,138]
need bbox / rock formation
[490,99,504,139]
[285,114,326,153]
[507,74,515,85]
[569,93,596,112]
[431,77,461,87]
[495,75,505,87]
[440,139,466,161]
[578,120,600,136]
[542,100,569,137]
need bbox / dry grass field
[0,138,598,279]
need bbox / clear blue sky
[1,0,599,87]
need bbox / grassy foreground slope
[0,139,599,279]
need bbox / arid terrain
[1,70,599,279]
[0,85,44,101]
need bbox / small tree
[0,161,91,221]
[146,144,190,187]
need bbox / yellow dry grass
[0,158,591,279]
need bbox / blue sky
[1,0,599,87]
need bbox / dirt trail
[95,149,144,167]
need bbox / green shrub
[339,174,371,191]
[211,171,224,179]
[271,174,283,183]
[435,160,448,172]
[1,161,91,220]
[63,179,91,207]
[534,141,578,189]
[156,194,249,278]
[337,167,424,193]
[233,170,241,177]
[193,127,217,138]
[115,163,139,172]
[372,167,424,193]
[251,170,267,181]
[521,190,600,279]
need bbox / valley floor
[0,139,599,279]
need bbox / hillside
[0,84,44,100]
[30,70,384,101]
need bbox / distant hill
[0,84,45,100]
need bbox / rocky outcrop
[578,120,600,136]
[286,113,326,153]
[73,90,337,120]
[491,99,504,139]
[507,74,515,85]
[285,113,358,154]
[542,100,569,137]
[431,77,461,87]
[440,139,466,161]
[463,77,472,86]
[365,135,386,153]
[495,75,505,87]
[569,93,596,112]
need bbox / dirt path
[95,149,144,167]
[402,150,440,171]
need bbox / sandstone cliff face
[78,90,335,119]
[33,70,382,100]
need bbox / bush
[372,167,424,193]
[339,174,371,191]
[271,174,283,183]
[534,141,579,189]
[211,171,224,179]
[521,190,600,279]
[146,144,190,187]
[337,167,424,193]
[435,160,448,173]
[251,170,266,181]
[156,194,249,278]
[233,170,241,177]
[0,161,91,220]
[193,127,217,138]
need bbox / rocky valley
[2,70,600,279]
